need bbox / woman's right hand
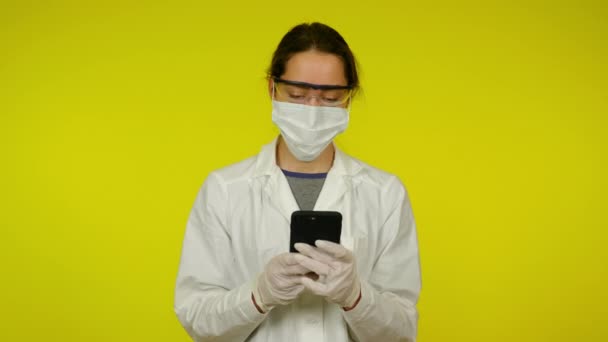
[253,253,310,312]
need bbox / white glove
[253,253,309,312]
[294,240,361,309]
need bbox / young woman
[175,22,421,341]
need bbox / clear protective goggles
[272,77,353,107]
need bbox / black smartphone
[290,211,342,253]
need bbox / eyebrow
[274,77,351,90]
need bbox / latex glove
[294,240,361,309]
[253,253,309,312]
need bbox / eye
[323,97,339,102]
[288,93,306,99]
[322,90,346,101]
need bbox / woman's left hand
[294,240,361,309]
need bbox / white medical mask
[272,100,349,162]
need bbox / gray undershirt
[282,170,327,211]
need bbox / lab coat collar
[252,137,362,178]
[253,137,363,222]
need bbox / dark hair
[267,22,360,93]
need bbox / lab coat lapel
[264,169,299,223]
[255,138,299,223]
[313,146,351,211]
[313,171,348,211]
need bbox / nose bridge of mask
[304,103,323,126]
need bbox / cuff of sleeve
[342,282,362,311]
[251,273,275,314]
[237,278,269,322]
[341,280,375,322]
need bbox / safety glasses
[273,77,353,107]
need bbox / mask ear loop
[346,94,352,112]
[271,79,276,101]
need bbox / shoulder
[344,153,405,190]
[193,154,259,213]
[205,140,276,187]
[341,152,410,205]
[208,155,258,186]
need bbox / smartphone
[290,211,342,253]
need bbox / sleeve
[343,176,422,342]
[174,172,267,341]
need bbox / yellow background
[1,0,606,341]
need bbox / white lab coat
[174,138,421,342]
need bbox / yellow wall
[1,1,606,341]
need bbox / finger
[294,243,335,264]
[294,253,331,275]
[300,276,328,296]
[315,240,352,261]
[279,253,304,266]
[282,274,306,287]
[282,263,310,275]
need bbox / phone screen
[290,210,342,252]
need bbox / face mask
[272,100,349,162]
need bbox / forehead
[282,50,347,86]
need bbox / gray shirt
[281,169,327,211]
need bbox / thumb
[300,276,328,296]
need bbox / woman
[174,22,421,341]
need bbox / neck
[276,136,334,173]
